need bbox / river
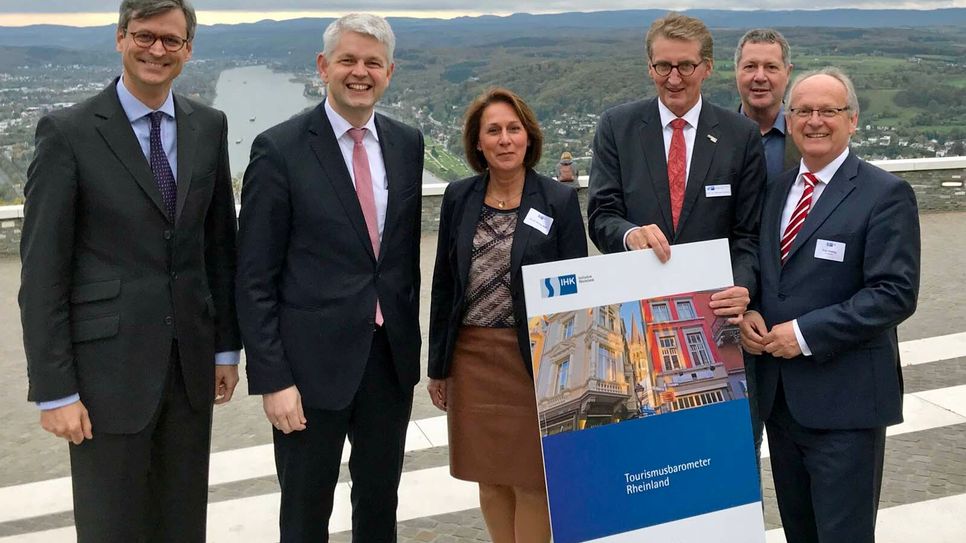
[212,65,443,184]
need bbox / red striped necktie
[779,172,818,264]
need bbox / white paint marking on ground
[766,493,966,543]
[5,478,965,543]
[915,384,966,419]
[900,332,966,366]
[1,329,964,526]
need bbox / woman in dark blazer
[427,87,588,542]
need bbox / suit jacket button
[163,230,173,240]
[164,316,174,325]
[778,293,787,300]
[170,271,178,279]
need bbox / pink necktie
[780,172,818,265]
[348,127,383,326]
[668,118,687,230]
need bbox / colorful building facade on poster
[640,291,747,414]
[532,292,748,437]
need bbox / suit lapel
[457,175,486,289]
[173,96,196,225]
[639,100,674,235]
[307,104,376,262]
[93,83,168,220]
[510,171,541,278]
[375,114,403,265]
[784,152,858,263]
[678,103,719,236]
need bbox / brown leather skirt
[447,326,546,490]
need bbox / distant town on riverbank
[1,8,965,202]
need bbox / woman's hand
[427,378,448,411]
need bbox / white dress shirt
[622,97,703,249]
[656,96,702,185]
[783,147,851,356]
[324,99,389,241]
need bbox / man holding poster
[587,12,766,324]
[741,67,920,543]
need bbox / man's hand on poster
[709,286,750,324]
[626,224,671,262]
[762,321,803,359]
[739,310,768,355]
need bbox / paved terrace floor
[0,212,964,542]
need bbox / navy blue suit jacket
[755,151,920,430]
[236,103,424,410]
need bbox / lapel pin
[707,134,718,143]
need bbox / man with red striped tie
[739,67,920,543]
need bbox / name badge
[523,208,554,235]
[705,184,732,197]
[814,239,846,262]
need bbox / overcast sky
[0,0,964,26]
[2,0,965,13]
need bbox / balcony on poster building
[712,316,741,346]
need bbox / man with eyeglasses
[588,12,766,328]
[19,1,240,541]
[740,67,920,543]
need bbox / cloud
[0,1,964,13]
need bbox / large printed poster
[522,239,764,543]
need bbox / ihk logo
[541,274,578,298]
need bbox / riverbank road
[0,212,964,542]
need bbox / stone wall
[3,160,964,256]
[0,207,22,257]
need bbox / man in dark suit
[735,28,800,184]
[19,1,241,541]
[587,12,766,322]
[734,27,800,465]
[740,67,920,543]
[236,13,423,542]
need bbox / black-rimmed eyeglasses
[650,60,704,77]
[788,107,851,119]
[125,30,190,52]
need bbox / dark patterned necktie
[148,111,177,221]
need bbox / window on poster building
[651,301,672,322]
[685,328,713,366]
[658,333,682,370]
[555,358,570,394]
[597,346,618,381]
[676,299,697,320]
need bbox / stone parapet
[2,158,964,255]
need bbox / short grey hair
[734,28,791,68]
[118,0,197,41]
[322,13,396,65]
[786,67,860,114]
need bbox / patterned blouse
[462,205,517,328]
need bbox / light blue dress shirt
[740,104,788,184]
[38,78,239,411]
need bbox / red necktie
[668,118,687,229]
[779,172,818,265]
[348,127,383,326]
